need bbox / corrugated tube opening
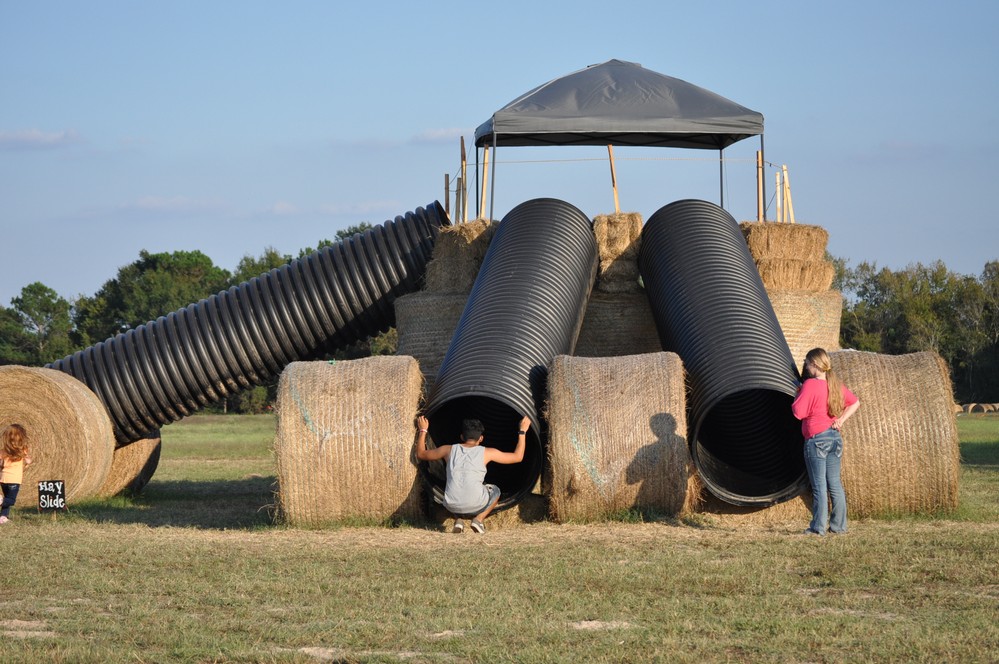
[423,198,598,509]
[638,199,806,506]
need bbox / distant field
[0,413,995,663]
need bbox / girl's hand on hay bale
[519,416,531,433]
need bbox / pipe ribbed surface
[638,199,806,506]
[423,198,598,509]
[47,203,449,443]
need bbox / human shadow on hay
[624,413,688,516]
[73,476,277,530]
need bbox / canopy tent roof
[474,59,763,150]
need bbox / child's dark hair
[461,419,485,441]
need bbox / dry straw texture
[545,353,695,522]
[423,218,497,293]
[274,356,425,526]
[0,366,114,506]
[698,493,811,526]
[831,350,960,516]
[394,291,468,392]
[573,292,662,357]
[593,212,643,293]
[754,258,835,292]
[97,431,161,497]
[766,289,843,364]
[740,222,829,261]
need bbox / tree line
[3,237,997,407]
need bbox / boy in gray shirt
[415,414,530,533]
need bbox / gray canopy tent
[472,59,765,219]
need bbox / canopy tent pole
[607,145,621,213]
[718,148,724,209]
[479,145,491,220]
[488,132,497,222]
[475,146,480,220]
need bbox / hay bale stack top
[423,218,498,293]
[0,366,115,506]
[593,212,643,294]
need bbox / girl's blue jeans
[803,429,847,534]
[1,482,21,518]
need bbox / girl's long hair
[805,348,845,417]
[1,423,30,461]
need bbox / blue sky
[2,1,997,306]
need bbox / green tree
[74,250,231,344]
[230,247,292,286]
[297,223,374,259]
[9,282,74,364]
[0,305,34,365]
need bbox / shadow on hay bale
[97,431,162,497]
[274,356,425,526]
[0,366,115,507]
[544,353,697,522]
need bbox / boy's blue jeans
[803,429,847,534]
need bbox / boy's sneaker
[0,516,8,524]
[452,519,464,534]
[470,519,485,534]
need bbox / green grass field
[0,413,996,663]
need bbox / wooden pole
[460,137,468,223]
[479,146,490,220]
[756,151,764,222]
[775,171,783,223]
[444,173,450,218]
[782,165,795,224]
[607,145,620,214]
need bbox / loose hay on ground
[0,366,115,506]
[545,353,695,522]
[831,350,960,516]
[274,356,425,526]
[766,289,843,363]
[96,431,162,497]
[740,222,829,261]
[593,212,643,293]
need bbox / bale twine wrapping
[593,212,643,293]
[573,292,662,357]
[423,219,497,293]
[394,291,469,393]
[740,222,829,261]
[274,356,424,526]
[754,258,835,292]
[0,366,115,506]
[766,289,843,364]
[96,431,162,497]
[831,350,960,516]
[545,353,695,522]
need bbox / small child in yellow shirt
[0,423,33,524]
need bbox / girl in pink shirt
[0,423,33,524]
[791,348,860,535]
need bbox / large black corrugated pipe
[422,198,598,509]
[638,199,806,506]
[47,202,449,443]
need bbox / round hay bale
[394,291,469,393]
[766,289,843,364]
[963,403,977,413]
[740,222,829,261]
[593,212,643,294]
[697,492,811,526]
[754,258,835,292]
[96,431,162,497]
[0,365,115,507]
[969,403,987,413]
[830,350,960,516]
[423,218,497,293]
[545,352,694,522]
[573,292,662,358]
[274,356,425,526]
[982,404,996,413]
[952,403,964,415]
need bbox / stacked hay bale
[97,430,162,497]
[545,352,696,522]
[395,218,497,392]
[0,366,115,507]
[740,222,842,364]
[273,356,424,526]
[574,212,661,357]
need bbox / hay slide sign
[37,480,67,511]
